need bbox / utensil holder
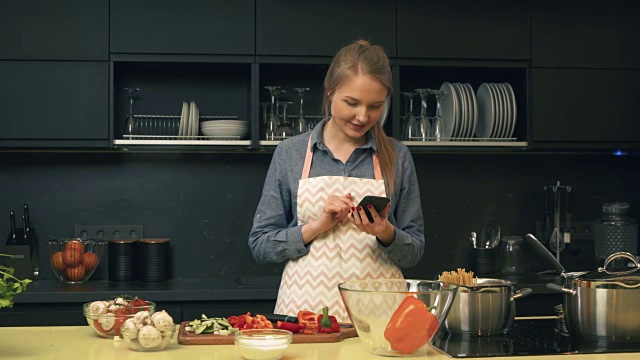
[1,228,39,280]
[473,248,496,276]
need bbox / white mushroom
[87,301,109,316]
[122,318,139,339]
[97,312,115,331]
[137,325,162,348]
[114,297,128,307]
[151,310,175,333]
[133,310,152,327]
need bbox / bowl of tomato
[48,238,105,283]
[83,296,156,338]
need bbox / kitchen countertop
[0,325,634,360]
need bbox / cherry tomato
[92,319,112,335]
[125,297,149,313]
[65,264,86,281]
[82,252,99,272]
[113,308,128,336]
[51,251,66,272]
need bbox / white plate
[487,83,502,138]
[475,83,495,139]
[451,83,466,139]
[456,83,471,139]
[503,83,517,139]
[193,103,200,136]
[496,83,511,139]
[464,83,478,139]
[178,102,188,136]
[187,101,194,136]
[439,82,457,139]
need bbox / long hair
[322,39,397,195]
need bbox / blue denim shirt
[248,119,425,268]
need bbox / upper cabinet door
[532,68,640,147]
[397,0,530,60]
[256,0,396,57]
[0,0,108,60]
[0,61,109,142]
[532,1,640,69]
[110,0,255,55]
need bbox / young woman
[249,40,425,322]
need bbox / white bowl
[234,329,292,360]
[201,127,248,138]
[201,120,248,127]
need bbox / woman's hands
[302,193,353,244]
[302,194,396,245]
[350,203,396,245]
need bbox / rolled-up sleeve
[249,143,309,264]
[382,146,425,268]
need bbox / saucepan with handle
[525,233,640,342]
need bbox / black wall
[2,151,637,281]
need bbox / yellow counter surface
[0,326,634,360]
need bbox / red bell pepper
[384,295,439,354]
[297,309,318,333]
[317,306,340,334]
[277,321,303,333]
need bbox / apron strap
[301,136,382,180]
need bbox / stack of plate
[178,101,200,137]
[439,82,478,140]
[475,83,517,140]
[200,120,248,139]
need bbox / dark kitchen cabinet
[0,61,109,146]
[256,0,395,57]
[532,68,640,148]
[110,0,255,55]
[0,0,108,61]
[397,0,530,60]
[532,0,640,69]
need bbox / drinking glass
[123,87,140,136]
[428,89,445,141]
[259,102,270,125]
[293,88,310,135]
[414,89,431,141]
[277,101,294,139]
[401,92,417,140]
[264,86,282,140]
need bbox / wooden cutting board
[177,321,358,345]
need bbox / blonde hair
[322,39,397,195]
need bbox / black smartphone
[358,196,390,222]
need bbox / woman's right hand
[302,193,353,243]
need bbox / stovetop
[433,317,640,358]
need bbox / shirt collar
[311,118,378,154]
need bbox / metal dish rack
[115,114,251,146]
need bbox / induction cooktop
[433,317,640,358]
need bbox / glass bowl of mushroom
[120,310,176,351]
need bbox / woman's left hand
[350,203,395,242]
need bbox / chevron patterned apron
[274,137,404,323]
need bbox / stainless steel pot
[525,233,640,342]
[443,278,532,336]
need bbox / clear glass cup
[428,89,445,141]
[500,236,525,275]
[264,86,282,140]
[401,92,418,141]
[276,101,294,139]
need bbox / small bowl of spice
[234,328,292,360]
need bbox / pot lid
[570,252,640,287]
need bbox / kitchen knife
[9,210,16,244]
[22,215,28,243]
[23,203,30,234]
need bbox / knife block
[1,228,39,280]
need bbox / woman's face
[328,74,388,140]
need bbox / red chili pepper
[317,307,340,334]
[384,295,439,354]
[277,321,303,333]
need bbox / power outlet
[75,225,144,241]
[535,221,594,242]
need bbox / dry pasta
[438,268,478,286]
